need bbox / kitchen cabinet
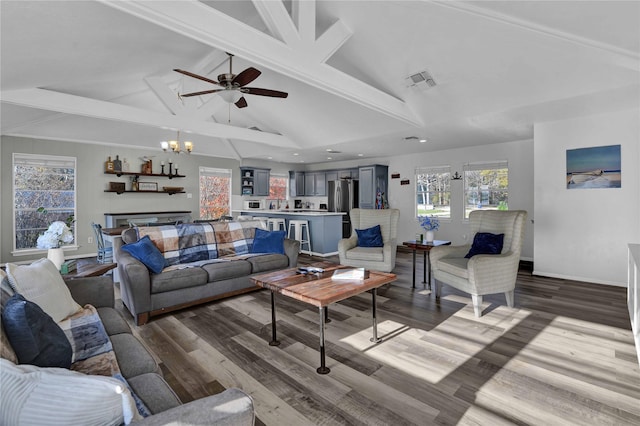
[240,167,270,196]
[339,169,359,179]
[325,171,338,183]
[358,165,388,209]
[289,171,305,196]
[304,172,326,196]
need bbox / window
[269,174,288,199]
[463,161,508,218]
[415,166,451,218]
[199,167,231,220]
[13,153,76,252]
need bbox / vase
[425,231,435,243]
[47,247,65,271]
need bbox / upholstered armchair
[338,208,400,273]
[430,210,527,317]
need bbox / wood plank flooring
[116,252,640,425]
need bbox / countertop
[234,209,345,216]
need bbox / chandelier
[161,131,193,154]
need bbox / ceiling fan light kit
[174,52,288,109]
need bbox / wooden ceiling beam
[101,0,423,127]
[1,88,298,149]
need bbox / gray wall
[1,136,241,264]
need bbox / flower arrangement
[418,215,440,232]
[37,221,74,249]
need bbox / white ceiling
[1,1,638,164]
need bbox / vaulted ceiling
[1,1,638,164]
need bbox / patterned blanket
[137,220,265,267]
[58,305,151,417]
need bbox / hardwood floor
[116,252,640,425]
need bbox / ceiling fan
[174,53,288,109]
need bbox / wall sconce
[452,172,462,180]
[161,131,193,154]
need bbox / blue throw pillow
[251,228,286,254]
[121,235,166,273]
[465,232,505,258]
[355,225,384,248]
[2,294,72,368]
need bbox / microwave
[244,200,263,210]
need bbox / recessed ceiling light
[299,160,305,163]
[293,153,299,156]
[267,156,273,159]
[358,153,364,157]
[419,139,427,143]
[327,157,332,160]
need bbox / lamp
[161,131,193,154]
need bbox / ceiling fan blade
[235,97,248,108]
[173,69,220,86]
[180,89,223,97]
[232,67,261,87]
[243,87,288,98]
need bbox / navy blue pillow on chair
[355,225,384,248]
[465,232,505,258]
[251,228,286,254]
[121,235,166,273]
[2,294,72,368]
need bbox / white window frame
[199,167,232,220]
[415,165,451,219]
[12,153,77,255]
[463,161,509,219]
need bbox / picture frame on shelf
[138,182,158,191]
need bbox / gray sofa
[116,220,300,325]
[0,275,255,425]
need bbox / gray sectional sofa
[116,220,299,325]
[1,272,255,425]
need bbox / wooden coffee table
[251,261,397,374]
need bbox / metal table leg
[269,291,280,346]
[426,251,431,289]
[317,306,330,374]
[370,288,382,344]
[324,306,331,323]
[422,251,427,285]
[412,249,417,288]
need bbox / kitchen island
[234,210,345,257]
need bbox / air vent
[406,70,436,89]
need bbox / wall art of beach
[566,145,621,189]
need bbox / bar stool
[267,217,286,231]
[288,219,311,255]
[252,216,270,229]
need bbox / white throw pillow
[6,258,82,322]
[0,358,139,425]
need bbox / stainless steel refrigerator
[328,179,359,238]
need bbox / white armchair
[430,210,527,317]
[338,208,400,273]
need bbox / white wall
[534,109,640,286]
[387,140,535,260]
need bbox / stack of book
[60,259,77,275]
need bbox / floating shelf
[104,190,185,195]
[105,171,185,179]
